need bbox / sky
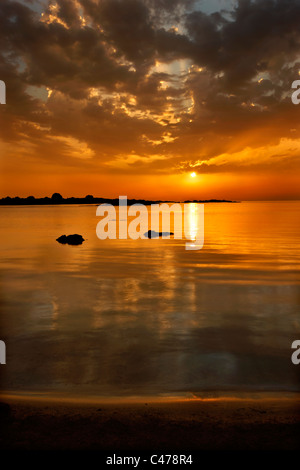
[1,0,300,200]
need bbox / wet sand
[1,395,300,451]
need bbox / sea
[0,201,300,399]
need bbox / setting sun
[191,172,197,178]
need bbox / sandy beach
[1,394,300,451]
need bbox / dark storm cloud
[4,0,299,94]
[186,0,300,86]
[0,0,135,95]
[54,0,82,27]
[1,0,300,175]
[90,0,155,65]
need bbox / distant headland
[0,193,238,206]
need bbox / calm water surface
[0,201,300,398]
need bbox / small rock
[144,230,174,238]
[56,234,85,245]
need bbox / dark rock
[56,234,85,245]
[144,230,174,238]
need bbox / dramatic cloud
[0,0,300,199]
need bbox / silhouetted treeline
[0,193,236,206]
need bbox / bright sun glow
[191,172,197,178]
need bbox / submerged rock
[144,230,174,239]
[56,234,85,245]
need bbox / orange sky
[1,0,300,200]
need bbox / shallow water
[0,201,300,398]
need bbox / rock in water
[144,230,174,238]
[145,230,158,238]
[56,234,85,245]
